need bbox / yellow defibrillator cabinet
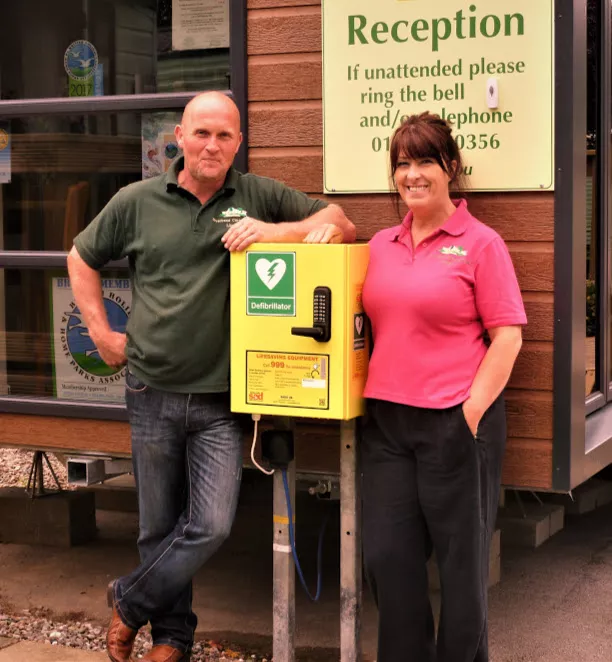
[230,243,370,420]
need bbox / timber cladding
[0,0,554,491]
[246,0,554,489]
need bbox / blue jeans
[113,370,243,653]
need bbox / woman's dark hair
[389,112,469,194]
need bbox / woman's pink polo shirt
[362,199,527,409]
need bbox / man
[67,91,355,662]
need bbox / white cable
[251,414,274,475]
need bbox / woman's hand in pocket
[462,398,485,438]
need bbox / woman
[361,112,526,662]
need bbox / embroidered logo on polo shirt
[212,207,248,224]
[439,245,468,257]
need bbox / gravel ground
[0,449,271,660]
[0,448,70,490]
[0,608,270,660]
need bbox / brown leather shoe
[140,644,190,661]
[106,581,138,662]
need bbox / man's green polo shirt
[73,158,327,393]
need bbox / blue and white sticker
[64,40,98,81]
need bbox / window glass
[586,0,600,397]
[0,0,230,100]
[608,0,612,392]
[0,268,130,404]
[0,110,182,251]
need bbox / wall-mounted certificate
[172,0,229,51]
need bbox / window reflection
[0,0,230,100]
[0,268,129,403]
[586,0,599,397]
[586,145,598,397]
[0,110,182,251]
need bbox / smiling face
[175,92,242,186]
[389,113,464,214]
[393,155,453,212]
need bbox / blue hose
[281,468,330,602]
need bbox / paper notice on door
[172,0,229,51]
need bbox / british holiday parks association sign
[52,277,131,404]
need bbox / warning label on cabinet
[246,351,330,410]
[351,283,368,383]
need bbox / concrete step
[0,487,96,546]
[497,501,564,548]
[85,474,138,513]
[0,641,106,660]
[544,478,612,515]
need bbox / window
[1,110,183,252]
[586,0,600,400]
[0,268,129,402]
[0,0,230,100]
[586,0,612,414]
[0,0,246,416]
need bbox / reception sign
[322,0,554,193]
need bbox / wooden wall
[0,0,555,490]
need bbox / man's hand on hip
[93,331,127,368]
[222,217,280,252]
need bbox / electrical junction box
[230,243,370,420]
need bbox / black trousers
[361,396,506,662]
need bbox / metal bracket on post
[66,457,133,486]
[340,419,362,662]
[272,418,296,662]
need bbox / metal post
[340,419,362,662]
[273,459,295,662]
[36,454,44,496]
